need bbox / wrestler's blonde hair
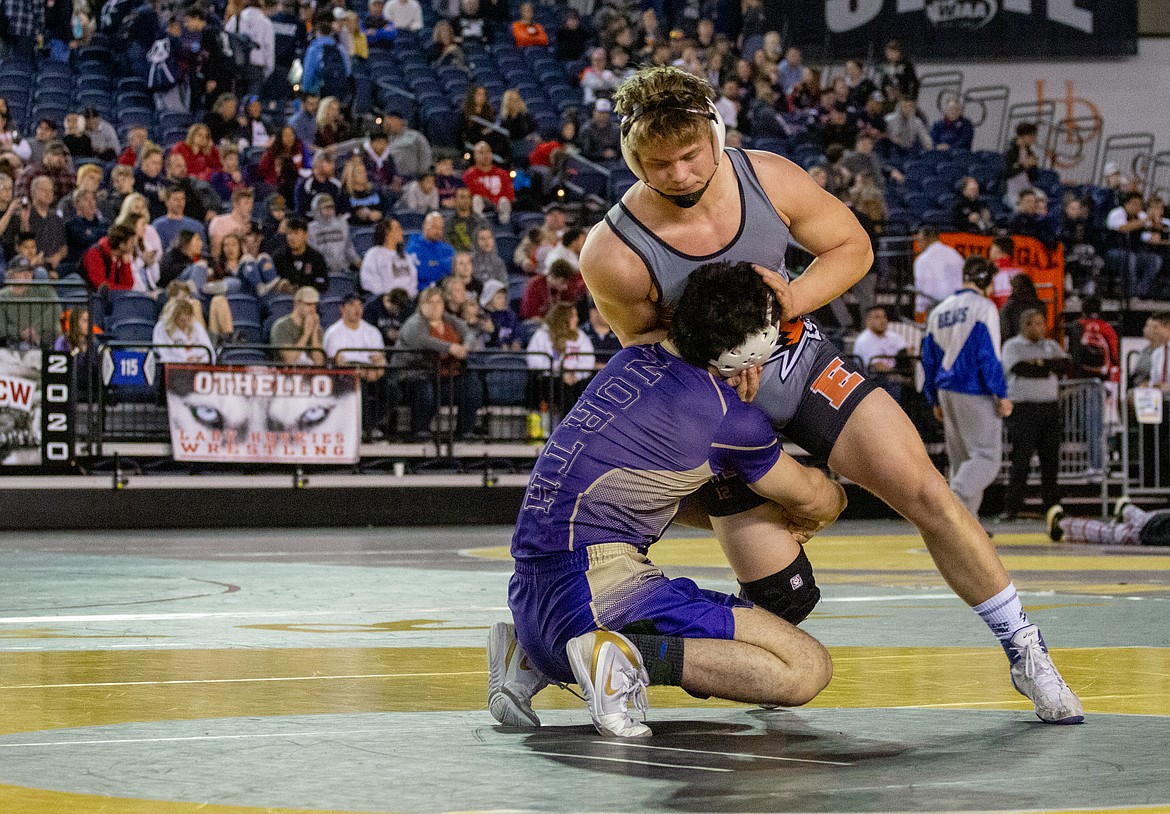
[613,66,715,157]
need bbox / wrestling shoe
[566,630,652,738]
[1112,496,1132,522]
[1046,504,1065,542]
[487,621,549,728]
[1003,624,1084,724]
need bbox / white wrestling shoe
[566,630,652,738]
[1003,624,1085,724]
[487,621,549,728]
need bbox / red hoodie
[82,237,135,291]
[463,165,515,205]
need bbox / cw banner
[939,232,1064,331]
[166,365,361,464]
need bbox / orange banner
[937,233,1065,333]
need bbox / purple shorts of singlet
[508,543,751,684]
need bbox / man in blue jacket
[406,211,455,289]
[301,9,350,101]
[922,254,1012,517]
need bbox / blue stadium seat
[395,211,425,231]
[264,294,295,322]
[109,317,156,343]
[483,354,528,406]
[318,297,342,329]
[226,294,262,327]
[109,291,160,324]
[352,227,375,256]
[326,274,356,299]
[219,346,269,365]
[424,108,460,148]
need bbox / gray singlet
[604,147,826,430]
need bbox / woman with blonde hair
[339,11,368,61]
[152,298,215,363]
[341,156,383,226]
[498,89,537,143]
[526,301,595,409]
[315,96,351,148]
[116,193,164,293]
[428,19,465,69]
[172,123,223,181]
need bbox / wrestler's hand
[727,363,761,402]
[753,264,799,322]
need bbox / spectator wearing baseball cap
[381,109,433,181]
[294,149,348,216]
[578,98,621,162]
[83,107,120,162]
[270,285,326,366]
[324,290,392,436]
[272,216,330,293]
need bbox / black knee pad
[738,548,821,625]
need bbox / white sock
[973,582,1030,642]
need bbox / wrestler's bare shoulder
[580,217,649,289]
[741,149,818,226]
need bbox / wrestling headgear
[962,255,996,291]
[710,298,779,377]
[619,98,726,209]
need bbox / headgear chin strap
[619,99,727,208]
[710,299,780,378]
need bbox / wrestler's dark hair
[669,261,774,369]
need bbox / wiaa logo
[925,0,997,30]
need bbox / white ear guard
[710,299,780,378]
[619,99,726,182]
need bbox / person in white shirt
[360,218,419,297]
[229,0,277,97]
[539,227,586,276]
[525,301,595,409]
[913,226,963,319]
[323,293,391,436]
[853,305,910,402]
[152,298,215,363]
[1107,192,1162,299]
[383,0,423,31]
[853,306,908,371]
[1148,312,1170,390]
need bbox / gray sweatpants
[939,390,1003,516]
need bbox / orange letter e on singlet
[810,358,863,410]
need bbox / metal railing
[1121,349,1170,501]
[996,378,1109,515]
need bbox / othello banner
[166,365,361,464]
[778,1,1137,58]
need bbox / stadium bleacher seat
[352,227,375,256]
[109,317,157,343]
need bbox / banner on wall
[939,232,1064,330]
[777,1,1137,58]
[165,365,361,464]
[0,350,77,470]
[0,349,42,466]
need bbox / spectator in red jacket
[117,125,150,167]
[462,141,514,225]
[170,124,223,182]
[82,224,138,291]
[520,258,586,321]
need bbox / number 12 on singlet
[810,358,863,410]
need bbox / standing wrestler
[577,66,1082,724]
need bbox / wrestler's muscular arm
[744,150,874,321]
[749,454,847,543]
[579,226,664,347]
